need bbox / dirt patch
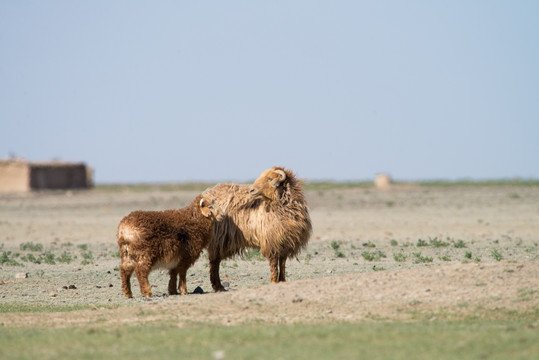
[1,185,538,327]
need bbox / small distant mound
[374,173,392,189]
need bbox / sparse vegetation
[429,237,449,248]
[416,239,428,247]
[56,251,75,264]
[412,252,433,264]
[243,248,264,261]
[19,242,44,252]
[81,251,94,265]
[416,237,449,248]
[393,253,407,262]
[331,241,345,258]
[363,241,376,248]
[491,249,503,261]
[453,239,467,248]
[362,250,386,262]
[43,251,56,265]
[0,251,22,266]
[1,178,538,360]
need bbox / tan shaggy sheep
[203,166,312,291]
[117,194,223,298]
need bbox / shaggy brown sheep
[117,194,223,298]
[204,166,312,291]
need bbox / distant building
[374,173,392,189]
[0,159,93,193]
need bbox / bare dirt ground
[1,184,538,327]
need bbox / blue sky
[1,1,538,183]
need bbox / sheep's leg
[269,256,279,283]
[178,265,188,295]
[210,257,226,292]
[168,267,179,295]
[135,265,152,298]
[120,262,135,298]
[278,256,287,282]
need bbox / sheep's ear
[270,169,286,188]
[200,198,212,217]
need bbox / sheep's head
[249,167,287,201]
[199,196,224,221]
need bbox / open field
[1,182,538,359]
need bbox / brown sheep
[204,166,312,291]
[117,194,223,298]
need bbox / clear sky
[1,1,538,183]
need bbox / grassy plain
[1,181,538,359]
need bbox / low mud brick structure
[0,159,93,192]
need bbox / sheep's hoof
[213,285,226,292]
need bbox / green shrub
[81,251,94,265]
[362,250,386,262]
[429,237,449,248]
[416,239,428,247]
[56,251,75,264]
[413,252,433,264]
[491,249,503,261]
[453,240,467,248]
[393,253,407,262]
[0,251,22,266]
[331,241,345,258]
[19,242,43,252]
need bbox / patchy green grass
[361,250,386,262]
[242,248,264,262]
[416,239,429,247]
[363,241,376,248]
[416,237,450,248]
[0,319,537,360]
[331,241,345,258]
[429,237,450,248]
[0,251,22,266]
[0,303,110,314]
[393,253,408,262]
[56,251,76,264]
[491,249,503,261]
[413,252,433,264]
[19,242,44,252]
[453,239,467,248]
[81,251,94,265]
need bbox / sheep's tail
[117,235,129,259]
